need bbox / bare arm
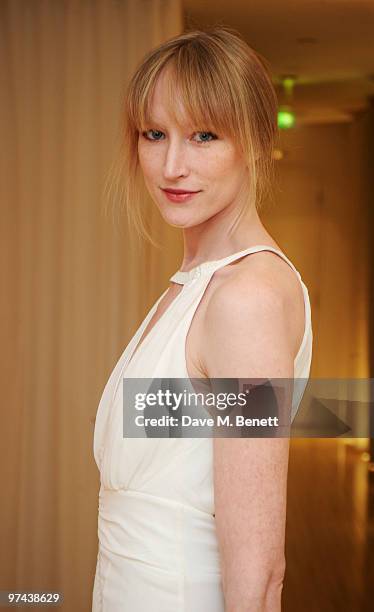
[202,270,296,612]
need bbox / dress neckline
[169,244,297,285]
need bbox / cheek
[212,142,240,171]
[204,150,242,182]
[138,146,157,177]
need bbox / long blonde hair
[104,25,279,248]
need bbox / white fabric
[92,245,313,611]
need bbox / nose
[163,138,189,180]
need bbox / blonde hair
[104,25,279,248]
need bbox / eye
[141,129,218,144]
[193,131,218,144]
[142,129,164,141]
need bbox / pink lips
[162,188,201,203]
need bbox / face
[137,68,250,229]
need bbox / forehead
[145,68,194,129]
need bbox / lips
[161,188,201,203]
[162,188,200,194]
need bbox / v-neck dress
[92,245,313,611]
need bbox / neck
[180,203,274,270]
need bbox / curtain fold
[0,1,183,609]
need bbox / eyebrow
[143,113,219,135]
[145,118,167,128]
[145,114,194,130]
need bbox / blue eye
[141,129,218,143]
[142,129,164,141]
[194,132,217,144]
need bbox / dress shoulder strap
[170,244,302,285]
[211,245,302,278]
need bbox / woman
[92,26,312,612]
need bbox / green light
[278,110,295,129]
[282,77,295,96]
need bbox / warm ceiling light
[272,149,284,160]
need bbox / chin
[158,207,203,229]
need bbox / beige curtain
[1,1,183,609]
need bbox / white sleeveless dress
[92,245,313,611]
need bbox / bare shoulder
[200,250,305,377]
[207,249,304,322]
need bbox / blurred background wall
[1,0,373,610]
